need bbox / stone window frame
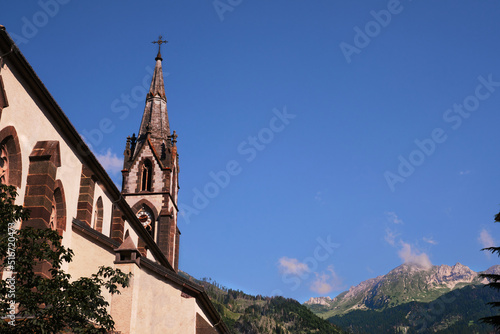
[110,204,125,244]
[131,199,159,254]
[93,196,104,233]
[140,158,153,192]
[53,180,66,236]
[76,165,95,226]
[0,125,22,188]
[133,202,156,238]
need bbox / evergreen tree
[478,210,500,331]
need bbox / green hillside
[178,272,346,333]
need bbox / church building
[0,26,229,334]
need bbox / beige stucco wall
[112,262,199,334]
[68,231,116,308]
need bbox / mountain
[305,263,498,318]
[304,263,500,333]
[326,285,498,333]
[177,271,347,334]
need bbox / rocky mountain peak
[304,262,494,316]
[304,296,332,306]
[483,265,500,275]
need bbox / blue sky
[2,1,500,303]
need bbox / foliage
[178,274,346,333]
[0,184,132,333]
[479,209,500,331]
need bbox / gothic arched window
[93,196,104,233]
[0,126,22,188]
[141,159,153,191]
[53,182,66,236]
[49,197,57,231]
[0,145,9,185]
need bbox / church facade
[0,26,228,334]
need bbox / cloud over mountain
[398,242,432,269]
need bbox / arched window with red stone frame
[0,126,22,188]
[53,181,66,236]
[93,196,104,233]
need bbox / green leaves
[0,184,132,333]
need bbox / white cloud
[423,237,438,245]
[459,170,471,175]
[314,190,327,204]
[95,148,122,175]
[310,266,343,294]
[278,257,309,276]
[384,228,398,246]
[398,242,432,269]
[386,211,404,224]
[478,229,495,249]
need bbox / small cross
[152,35,168,53]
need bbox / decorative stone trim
[76,165,95,226]
[29,141,61,166]
[130,198,158,253]
[23,141,61,279]
[131,199,159,219]
[0,125,22,187]
[23,141,60,230]
[110,204,125,244]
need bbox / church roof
[115,235,138,251]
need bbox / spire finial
[152,35,168,61]
[171,131,178,144]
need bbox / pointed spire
[136,36,171,155]
[147,53,166,100]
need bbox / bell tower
[121,36,180,271]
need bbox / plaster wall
[68,229,116,311]
[112,263,199,334]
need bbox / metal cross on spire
[152,35,168,61]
